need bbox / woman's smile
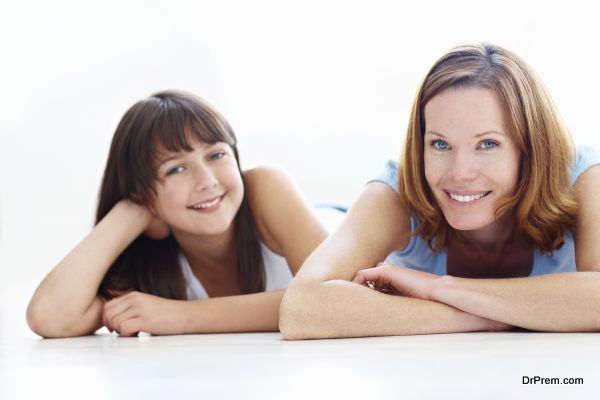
[444,190,492,205]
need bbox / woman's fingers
[352,264,394,288]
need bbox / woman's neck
[452,212,517,251]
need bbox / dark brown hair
[96,90,264,300]
[398,43,576,253]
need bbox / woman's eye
[166,166,185,176]
[479,140,499,150]
[431,139,449,150]
[209,151,226,161]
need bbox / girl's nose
[193,165,219,191]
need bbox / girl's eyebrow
[157,143,224,167]
[424,130,507,138]
[157,155,180,168]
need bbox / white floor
[2,279,599,400]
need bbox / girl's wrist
[107,199,153,234]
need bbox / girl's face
[423,86,521,237]
[152,138,244,238]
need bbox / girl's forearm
[182,289,286,333]
[432,272,600,332]
[27,201,151,337]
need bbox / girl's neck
[172,223,238,275]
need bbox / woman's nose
[447,150,479,182]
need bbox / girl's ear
[130,193,158,216]
[146,203,160,217]
[130,193,144,205]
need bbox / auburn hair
[96,90,264,300]
[398,43,577,253]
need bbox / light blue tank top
[370,145,600,276]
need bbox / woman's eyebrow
[424,130,507,138]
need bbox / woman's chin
[444,215,492,232]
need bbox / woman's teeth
[449,191,490,203]
[192,196,221,209]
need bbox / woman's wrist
[430,274,458,303]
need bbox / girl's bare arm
[27,200,152,338]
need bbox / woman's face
[151,138,244,238]
[423,86,521,236]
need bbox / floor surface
[2,275,599,399]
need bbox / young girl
[280,43,600,339]
[27,90,327,338]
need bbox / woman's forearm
[183,289,286,333]
[27,201,151,337]
[279,280,503,340]
[432,272,600,332]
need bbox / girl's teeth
[193,197,221,209]
[449,192,489,203]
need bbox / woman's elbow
[279,282,327,340]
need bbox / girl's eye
[166,166,185,176]
[209,151,226,161]
[479,140,499,150]
[431,139,449,150]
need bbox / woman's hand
[352,263,442,301]
[353,264,514,332]
[102,291,189,336]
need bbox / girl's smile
[188,194,225,212]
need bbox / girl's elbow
[26,301,89,338]
[26,301,56,338]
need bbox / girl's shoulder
[241,165,302,255]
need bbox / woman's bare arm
[422,165,600,331]
[279,183,504,340]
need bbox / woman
[27,90,327,338]
[280,43,600,339]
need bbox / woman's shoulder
[571,144,600,185]
[367,159,399,194]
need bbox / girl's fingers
[110,307,139,335]
[118,318,143,337]
[103,296,135,331]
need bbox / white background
[1,0,599,292]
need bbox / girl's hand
[116,198,171,240]
[352,263,441,301]
[102,291,189,336]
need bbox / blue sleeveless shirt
[370,145,600,276]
